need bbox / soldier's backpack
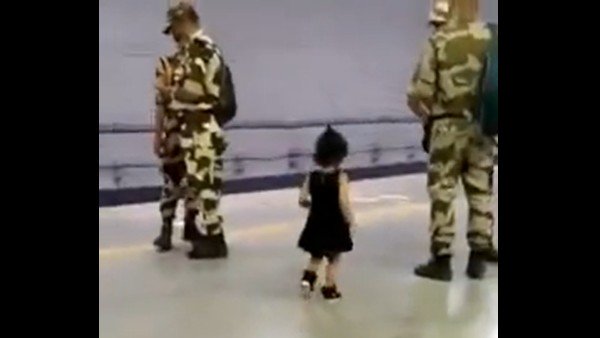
[216,60,237,127]
[477,23,498,137]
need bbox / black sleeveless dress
[298,170,353,254]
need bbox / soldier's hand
[155,83,174,101]
[162,63,173,86]
[153,134,163,158]
[418,102,431,124]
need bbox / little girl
[298,125,356,301]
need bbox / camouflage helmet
[162,2,199,35]
[429,0,450,24]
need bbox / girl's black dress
[298,170,353,254]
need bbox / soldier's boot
[414,256,453,282]
[466,251,487,279]
[153,224,173,252]
[485,247,498,263]
[187,233,228,260]
[183,211,202,242]
[301,270,318,299]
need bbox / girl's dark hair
[313,125,349,168]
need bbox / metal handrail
[99,116,422,188]
[99,116,419,134]
[99,145,420,171]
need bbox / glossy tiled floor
[99,172,498,338]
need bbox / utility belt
[176,109,217,129]
[429,113,470,122]
[421,113,468,153]
[179,109,216,115]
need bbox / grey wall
[99,0,498,189]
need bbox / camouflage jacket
[155,50,185,162]
[407,21,491,120]
[169,30,224,114]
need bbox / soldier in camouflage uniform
[407,0,495,281]
[427,0,498,264]
[157,3,228,259]
[152,34,203,252]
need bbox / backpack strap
[475,24,496,121]
[487,23,498,41]
[479,23,498,147]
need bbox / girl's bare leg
[325,254,341,287]
[307,257,323,272]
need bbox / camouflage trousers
[489,165,496,246]
[427,119,494,256]
[179,112,227,236]
[159,160,186,226]
[158,111,187,227]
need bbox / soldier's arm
[407,38,437,120]
[173,41,222,110]
[154,102,164,137]
[154,57,169,138]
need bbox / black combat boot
[187,233,228,259]
[485,247,498,263]
[183,212,202,242]
[301,270,318,298]
[153,224,173,252]
[414,256,453,282]
[466,251,487,279]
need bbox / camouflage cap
[162,2,199,35]
[429,0,450,24]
